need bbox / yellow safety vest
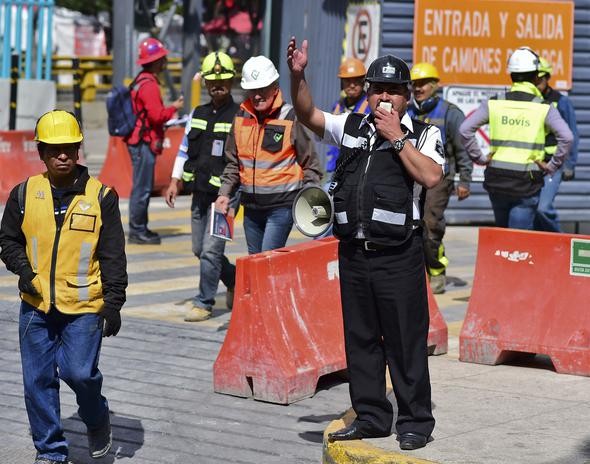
[21,173,107,314]
[488,82,548,173]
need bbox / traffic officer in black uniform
[288,38,444,451]
[165,51,239,322]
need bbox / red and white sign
[344,2,381,67]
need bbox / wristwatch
[392,134,409,153]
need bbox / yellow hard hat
[538,57,553,77]
[34,110,83,144]
[338,58,366,78]
[202,51,235,80]
[410,62,440,82]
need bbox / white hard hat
[507,47,539,73]
[240,56,280,90]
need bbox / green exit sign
[570,239,590,277]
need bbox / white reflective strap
[76,242,92,301]
[213,122,232,133]
[372,208,406,225]
[191,118,207,130]
[335,211,348,224]
[31,237,38,271]
[240,181,302,194]
[342,133,367,149]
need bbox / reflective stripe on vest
[191,118,207,130]
[208,175,221,187]
[20,174,105,314]
[488,97,548,167]
[213,122,232,133]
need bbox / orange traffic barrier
[98,126,183,198]
[214,238,448,404]
[460,227,590,376]
[0,130,86,204]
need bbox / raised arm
[287,37,326,139]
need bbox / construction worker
[408,62,472,294]
[534,57,579,232]
[215,55,321,254]
[165,51,238,322]
[289,37,444,451]
[460,47,573,230]
[325,58,371,175]
[126,37,184,245]
[0,110,127,463]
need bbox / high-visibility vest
[233,90,304,208]
[488,82,548,173]
[542,88,561,158]
[21,174,107,314]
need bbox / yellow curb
[323,411,439,464]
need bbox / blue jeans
[19,301,108,461]
[489,192,540,230]
[534,167,563,232]
[191,195,236,308]
[243,206,293,254]
[128,142,155,235]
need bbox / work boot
[430,274,446,294]
[128,232,161,245]
[226,287,234,310]
[87,413,112,458]
[184,304,212,322]
[145,229,160,239]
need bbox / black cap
[366,55,411,84]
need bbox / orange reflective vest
[233,90,304,208]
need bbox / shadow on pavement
[64,411,144,463]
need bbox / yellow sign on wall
[413,0,574,89]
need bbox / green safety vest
[488,82,548,173]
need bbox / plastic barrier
[214,238,448,404]
[0,130,86,203]
[460,227,590,376]
[98,126,183,198]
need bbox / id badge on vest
[212,139,224,157]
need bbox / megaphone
[292,185,334,237]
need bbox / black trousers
[338,233,435,437]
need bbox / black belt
[353,240,391,251]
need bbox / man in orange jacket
[215,55,321,254]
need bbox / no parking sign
[343,2,381,67]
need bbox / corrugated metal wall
[275,0,348,168]
[380,0,590,230]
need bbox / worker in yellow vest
[459,47,573,229]
[0,110,127,463]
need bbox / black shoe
[87,413,112,458]
[398,431,429,450]
[145,229,160,239]
[128,232,161,245]
[327,422,389,442]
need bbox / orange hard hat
[338,58,366,78]
[137,38,169,66]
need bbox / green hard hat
[202,51,235,80]
[538,57,553,77]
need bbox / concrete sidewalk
[322,227,590,464]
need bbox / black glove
[18,269,40,296]
[562,168,575,182]
[101,307,121,337]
